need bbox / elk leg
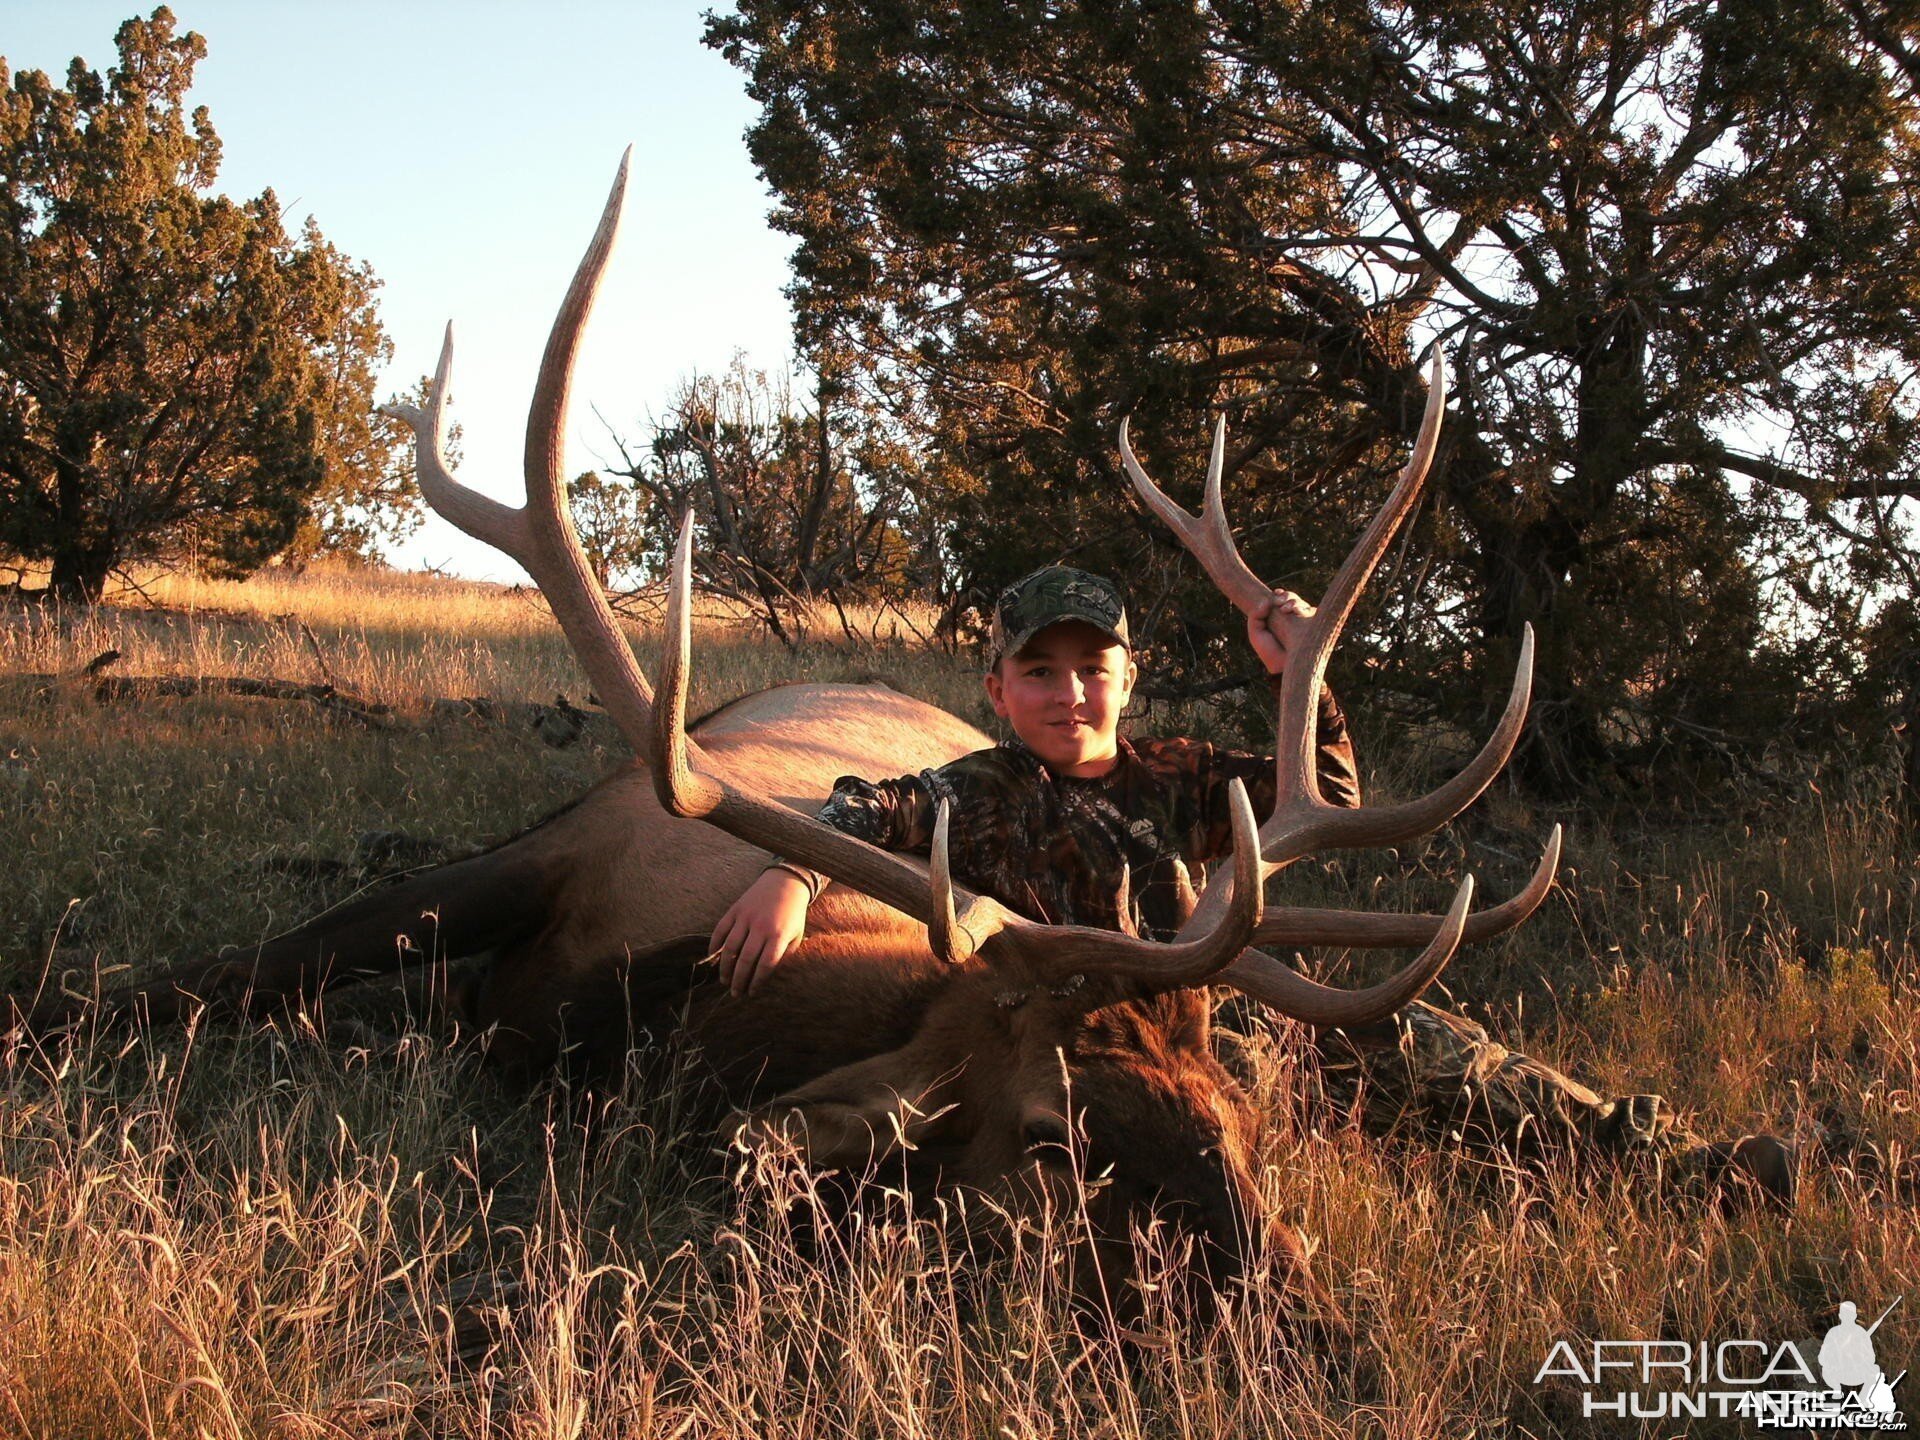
[457,934,713,1077]
[26,849,558,1033]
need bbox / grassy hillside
[1,564,1913,1438]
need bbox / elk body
[15,152,1562,1313]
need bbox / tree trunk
[1894,641,1920,833]
[48,543,114,603]
[1445,427,1617,798]
[47,431,116,603]
[1442,302,1648,797]
[1464,503,1617,797]
[794,372,835,590]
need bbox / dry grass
[2,567,1915,1438]
[2,561,958,713]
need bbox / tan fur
[534,683,985,977]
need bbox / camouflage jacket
[782,681,1360,938]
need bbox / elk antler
[926,780,1264,985]
[381,151,657,753]
[1119,352,1561,1027]
[386,152,1267,994]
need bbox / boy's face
[984,620,1137,777]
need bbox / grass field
[1,563,1914,1438]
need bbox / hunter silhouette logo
[1821,1300,1906,1419]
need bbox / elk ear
[739,1042,963,1171]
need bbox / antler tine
[1254,823,1561,951]
[1119,415,1273,616]
[525,147,632,530]
[1303,346,1449,661]
[1282,624,1534,856]
[989,777,1266,986]
[1270,345,1449,810]
[930,800,962,962]
[508,147,662,751]
[1201,414,1242,571]
[927,799,1004,964]
[655,509,721,818]
[380,327,534,565]
[1218,875,1475,1029]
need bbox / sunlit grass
[2,559,959,713]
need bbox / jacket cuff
[764,857,827,902]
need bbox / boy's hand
[711,867,812,997]
[1247,589,1317,675]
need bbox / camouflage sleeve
[1300,678,1363,810]
[765,770,943,898]
[1178,679,1363,862]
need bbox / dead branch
[22,672,398,729]
[276,613,342,690]
[16,668,624,749]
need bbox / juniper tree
[0,9,403,599]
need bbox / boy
[712,565,1795,1203]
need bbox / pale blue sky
[2,1,797,578]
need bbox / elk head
[381,150,1562,1316]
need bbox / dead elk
[10,151,1561,1318]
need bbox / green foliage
[283,374,444,568]
[0,8,403,599]
[709,0,1920,791]
[565,468,651,587]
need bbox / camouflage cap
[989,565,1131,661]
